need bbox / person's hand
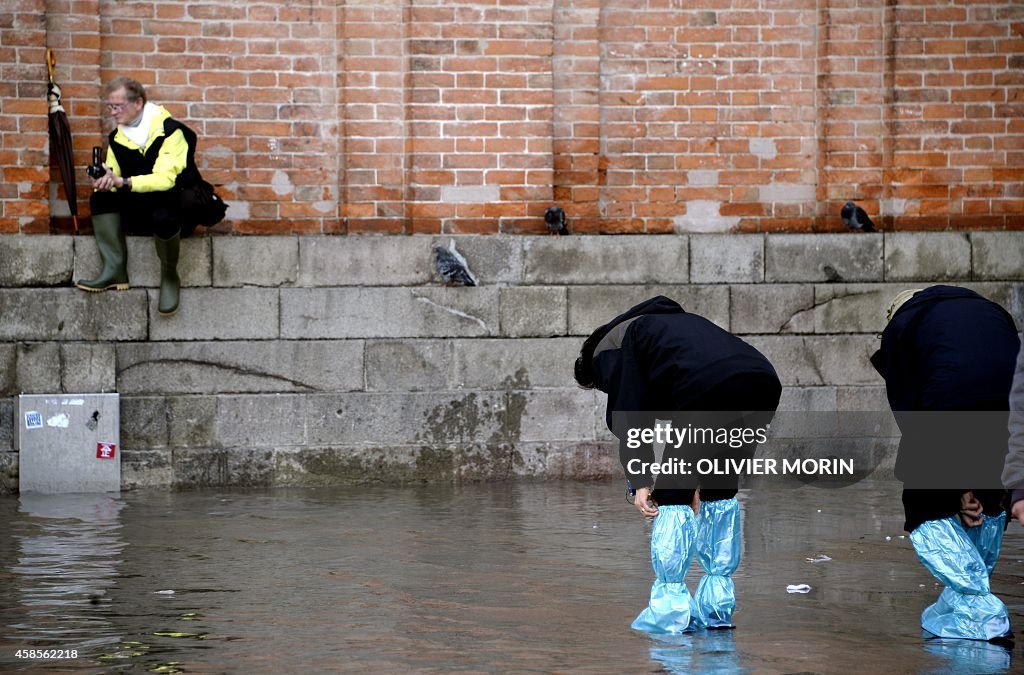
[91,166,122,192]
[690,488,701,516]
[1012,499,1024,527]
[634,486,658,517]
[958,491,983,528]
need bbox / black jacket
[870,285,1020,487]
[586,296,780,486]
[871,286,1019,412]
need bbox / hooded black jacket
[871,285,1019,412]
[870,285,1020,488]
[585,296,780,487]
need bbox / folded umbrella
[46,48,79,233]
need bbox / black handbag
[179,177,227,227]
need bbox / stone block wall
[0,231,1022,492]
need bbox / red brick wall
[2,0,1022,234]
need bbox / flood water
[1,480,1022,673]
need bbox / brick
[813,284,908,334]
[971,232,1024,281]
[499,286,567,337]
[777,386,838,413]
[523,235,689,285]
[121,396,169,450]
[213,236,298,287]
[765,234,883,283]
[297,236,433,286]
[517,388,600,443]
[148,289,280,341]
[117,341,364,394]
[305,391,507,446]
[0,289,149,341]
[74,235,211,288]
[0,343,14,396]
[452,338,580,390]
[15,342,61,393]
[0,400,14,455]
[364,339,454,392]
[61,343,116,393]
[172,447,277,488]
[730,284,815,334]
[568,285,731,334]
[691,234,764,283]
[884,232,972,281]
[0,235,73,286]
[281,287,499,339]
[747,335,882,387]
[122,449,174,490]
[168,396,219,449]
[216,394,306,448]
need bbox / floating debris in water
[885,536,892,541]
[155,590,175,595]
[152,630,206,639]
[786,584,812,594]
[805,555,832,563]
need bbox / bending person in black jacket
[871,285,1019,642]
[575,296,781,633]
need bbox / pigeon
[544,205,568,235]
[841,201,877,232]
[434,239,477,287]
[822,264,843,283]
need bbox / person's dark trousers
[90,189,181,239]
[653,373,782,506]
[651,372,781,628]
[903,489,1006,533]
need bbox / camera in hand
[87,146,106,179]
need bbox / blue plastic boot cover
[964,512,1006,576]
[693,497,741,628]
[632,505,699,634]
[909,516,1011,640]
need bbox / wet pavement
[1,479,1023,673]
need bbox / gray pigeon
[434,239,477,286]
[544,205,568,235]
[841,201,877,232]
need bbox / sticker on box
[96,442,117,460]
[25,411,43,430]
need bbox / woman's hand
[634,486,659,517]
[958,491,983,528]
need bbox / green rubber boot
[76,213,129,291]
[154,232,181,316]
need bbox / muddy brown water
[1,480,1022,673]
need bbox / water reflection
[5,493,125,653]
[649,630,746,674]
[0,481,1020,672]
[920,634,1013,674]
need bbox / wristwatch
[123,177,132,191]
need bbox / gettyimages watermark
[611,410,1016,490]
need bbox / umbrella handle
[46,48,55,83]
